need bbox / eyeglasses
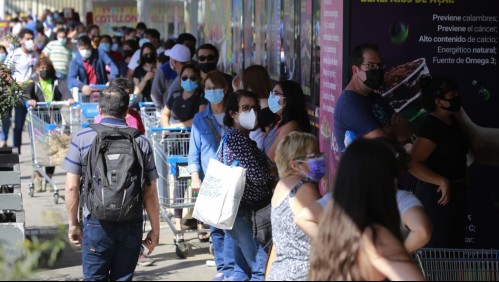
[270,91,285,98]
[181,76,197,81]
[361,62,386,70]
[198,55,216,62]
[240,104,258,112]
[295,153,324,161]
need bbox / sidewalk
[14,129,217,281]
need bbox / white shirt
[5,48,39,83]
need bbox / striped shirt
[62,117,158,183]
[42,41,73,76]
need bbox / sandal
[198,232,210,242]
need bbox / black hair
[144,29,160,40]
[36,21,44,33]
[124,27,136,36]
[123,39,139,52]
[177,33,197,45]
[109,78,134,94]
[223,90,260,127]
[86,24,99,35]
[164,38,177,51]
[276,80,311,133]
[180,62,202,86]
[99,35,112,43]
[99,85,129,118]
[419,75,458,112]
[139,42,157,66]
[196,43,219,59]
[0,45,7,53]
[136,22,147,30]
[349,44,380,68]
[333,138,403,242]
[77,35,92,47]
[19,28,34,40]
[56,27,67,35]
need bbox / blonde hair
[275,131,317,178]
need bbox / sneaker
[34,177,43,192]
[206,259,216,267]
[137,253,154,266]
[212,272,225,281]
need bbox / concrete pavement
[14,129,217,281]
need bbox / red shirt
[83,59,98,85]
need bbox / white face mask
[24,40,34,51]
[58,37,67,45]
[79,49,92,60]
[238,109,257,130]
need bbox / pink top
[94,108,146,134]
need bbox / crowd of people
[0,9,475,282]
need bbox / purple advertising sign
[349,0,499,248]
[320,0,344,193]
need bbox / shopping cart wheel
[174,240,190,259]
[29,184,35,197]
[53,193,59,204]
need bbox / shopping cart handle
[149,127,191,132]
[89,84,107,90]
[26,101,72,108]
[139,102,156,107]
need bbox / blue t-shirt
[333,90,394,153]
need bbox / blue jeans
[225,208,268,281]
[82,216,143,281]
[211,226,235,278]
[1,104,27,153]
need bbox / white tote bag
[192,157,246,230]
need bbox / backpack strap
[205,116,221,144]
[89,123,141,139]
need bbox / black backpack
[83,124,145,222]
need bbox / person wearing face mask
[409,76,468,249]
[266,132,323,281]
[161,63,206,127]
[42,28,72,80]
[133,43,157,104]
[1,28,38,154]
[187,71,237,281]
[196,44,233,93]
[68,35,118,98]
[333,44,412,154]
[218,90,273,281]
[127,29,164,80]
[25,58,75,192]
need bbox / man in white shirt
[1,28,39,152]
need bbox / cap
[165,44,191,63]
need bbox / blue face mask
[205,89,225,104]
[99,43,111,53]
[0,53,6,62]
[111,43,119,52]
[268,91,284,113]
[298,156,326,182]
[181,79,198,92]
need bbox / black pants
[415,181,467,248]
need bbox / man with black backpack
[63,85,160,281]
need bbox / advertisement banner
[93,3,137,36]
[349,0,499,248]
[319,0,344,193]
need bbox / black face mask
[142,54,155,64]
[440,95,462,112]
[199,62,217,73]
[362,69,384,90]
[40,70,52,80]
[123,50,134,58]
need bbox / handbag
[192,134,246,229]
[252,203,272,248]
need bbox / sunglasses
[198,55,216,62]
[181,76,197,81]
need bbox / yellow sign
[93,5,138,35]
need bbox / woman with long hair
[133,42,157,104]
[308,138,424,281]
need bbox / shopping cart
[139,102,160,138]
[26,102,81,204]
[414,248,499,281]
[150,127,209,258]
[77,84,106,128]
